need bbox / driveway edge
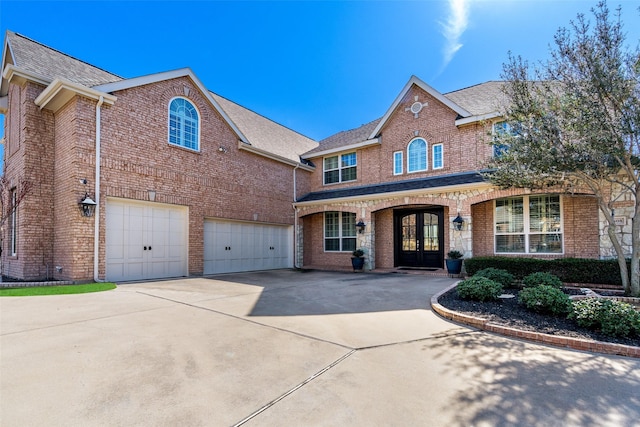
[430,282,640,359]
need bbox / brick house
[0,31,631,282]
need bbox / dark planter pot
[351,256,365,271]
[446,259,463,276]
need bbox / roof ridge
[209,90,317,142]
[444,80,505,95]
[9,31,123,81]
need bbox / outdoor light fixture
[79,193,97,217]
[452,214,464,231]
[356,220,366,234]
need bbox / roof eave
[2,64,51,95]
[294,180,490,207]
[455,111,502,127]
[302,137,380,159]
[34,77,116,112]
[238,141,315,171]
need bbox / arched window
[407,138,427,172]
[168,97,199,150]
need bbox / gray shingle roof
[304,118,381,156]
[297,171,487,202]
[444,81,507,116]
[306,81,508,157]
[210,92,318,164]
[6,31,122,87]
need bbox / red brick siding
[305,85,493,194]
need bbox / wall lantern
[79,193,97,217]
[356,220,366,234]
[452,214,464,231]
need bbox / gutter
[292,164,299,269]
[93,96,104,282]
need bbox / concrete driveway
[1,270,639,426]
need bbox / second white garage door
[204,219,292,274]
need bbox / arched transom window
[168,97,199,151]
[407,138,427,172]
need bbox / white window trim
[323,152,357,185]
[168,96,201,152]
[393,151,403,175]
[432,143,443,169]
[494,195,564,255]
[407,138,428,173]
[323,211,356,252]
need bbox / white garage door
[106,199,188,282]
[204,219,292,275]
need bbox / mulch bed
[437,288,640,348]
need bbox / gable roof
[304,79,508,158]
[2,31,122,89]
[2,31,318,168]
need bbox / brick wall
[304,85,492,194]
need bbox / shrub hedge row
[464,257,631,286]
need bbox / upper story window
[393,151,403,175]
[324,211,356,252]
[324,152,356,185]
[495,195,563,254]
[493,121,515,158]
[407,138,427,173]
[169,97,199,151]
[432,144,443,169]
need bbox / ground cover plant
[0,282,116,296]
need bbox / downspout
[293,164,300,269]
[93,96,104,282]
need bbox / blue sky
[1,0,639,143]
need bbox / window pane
[495,198,524,233]
[408,139,427,172]
[394,152,403,174]
[529,234,563,253]
[402,214,416,251]
[342,238,356,252]
[496,235,525,253]
[341,152,356,167]
[342,212,356,237]
[325,238,340,251]
[324,156,338,170]
[529,195,561,233]
[325,212,339,237]
[324,170,339,184]
[433,144,443,169]
[341,166,357,182]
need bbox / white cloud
[440,0,471,68]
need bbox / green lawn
[0,282,117,296]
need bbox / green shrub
[522,272,563,289]
[569,298,640,338]
[457,277,503,302]
[463,256,630,286]
[518,285,572,315]
[474,268,515,288]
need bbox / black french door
[394,209,444,268]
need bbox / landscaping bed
[437,287,640,348]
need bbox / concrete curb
[430,282,640,359]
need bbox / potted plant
[351,248,365,271]
[445,249,464,276]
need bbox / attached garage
[204,219,292,275]
[106,198,188,282]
